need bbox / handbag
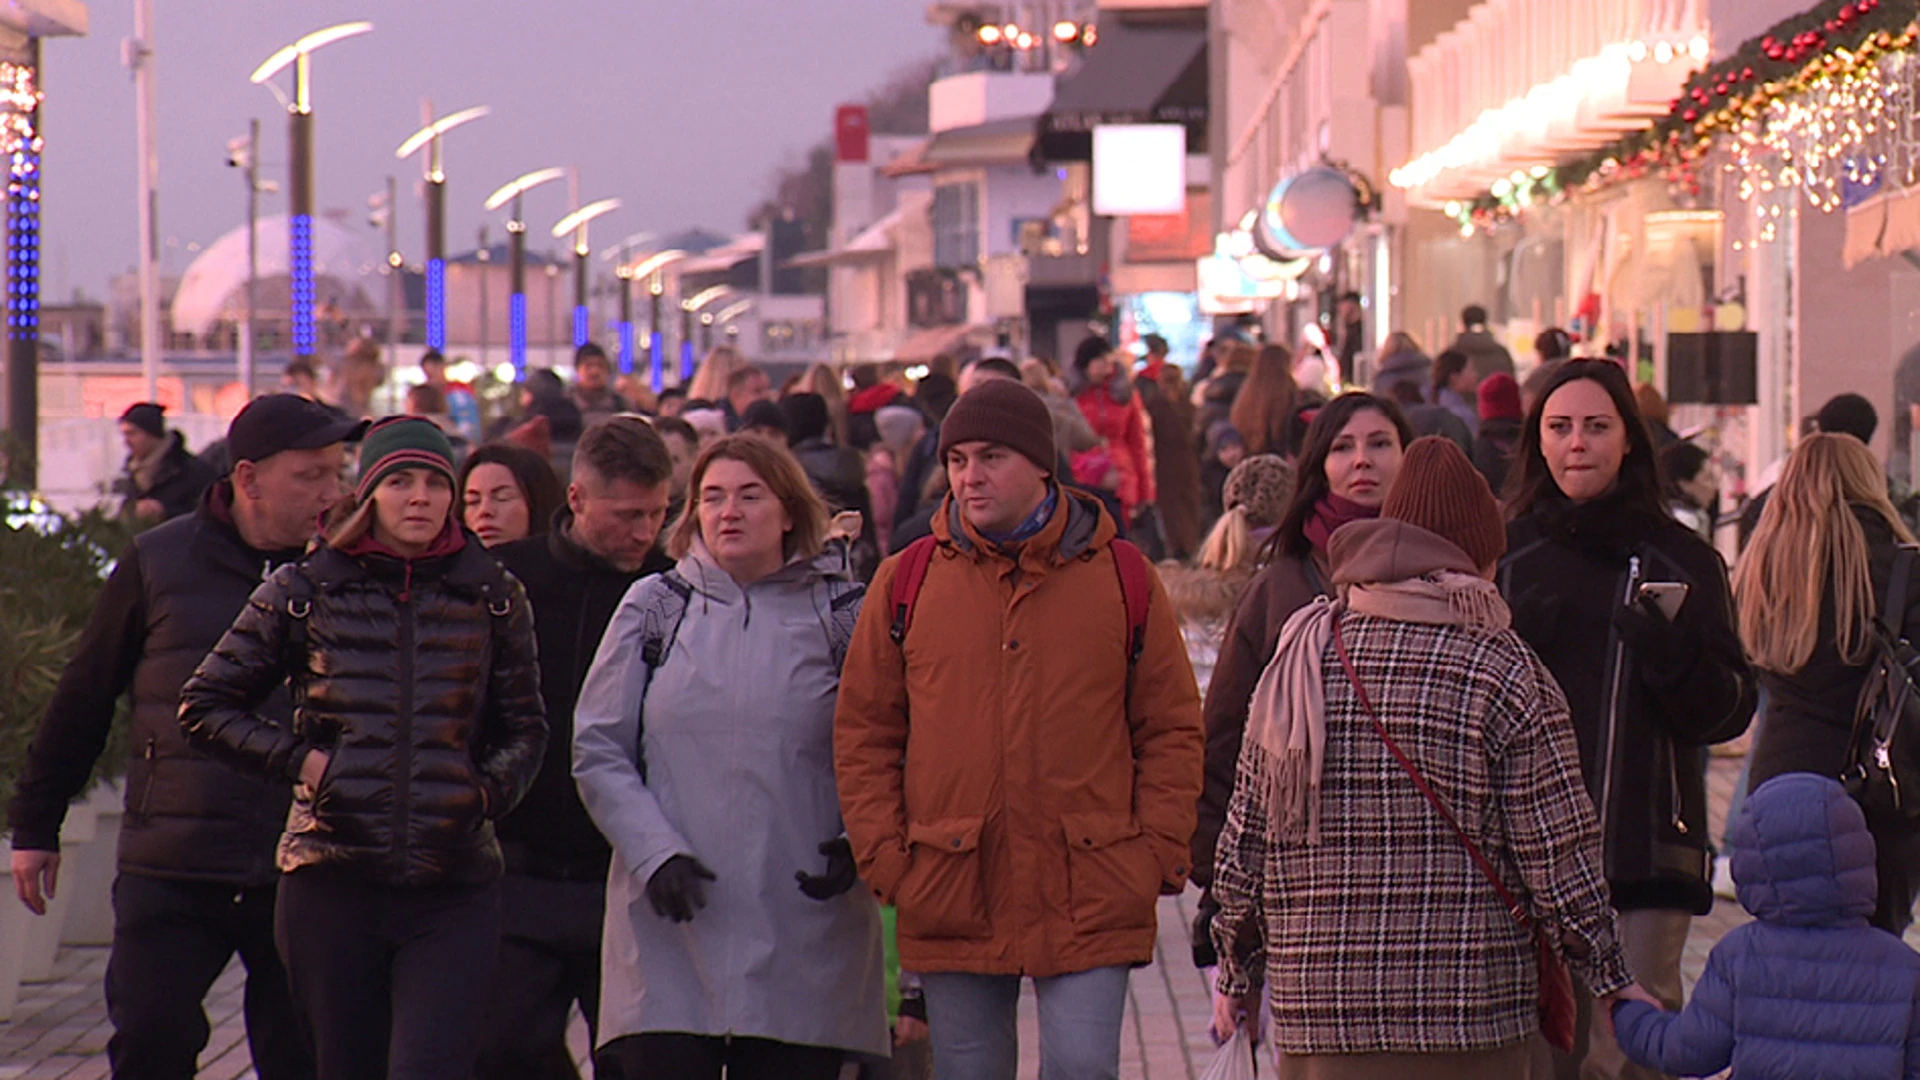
[1331,617,1579,1053]
[1844,546,1920,825]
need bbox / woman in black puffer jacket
[1498,362,1754,1079]
[181,417,546,1080]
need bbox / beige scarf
[1248,570,1509,845]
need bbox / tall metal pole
[648,276,664,391]
[288,54,316,356]
[132,0,160,399]
[508,194,526,377]
[573,243,589,348]
[241,117,258,396]
[423,108,447,351]
[385,175,399,358]
[6,40,42,487]
[617,246,634,374]
[477,225,490,371]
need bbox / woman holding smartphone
[1499,361,1754,1080]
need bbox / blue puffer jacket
[1614,773,1920,1078]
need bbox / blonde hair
[804,362,849,445]
[1735,433,1915,674]
[1197,507,1262,572]
[667,435,830,563]
[686,345,745,402]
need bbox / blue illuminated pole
[648,278,665,392]
[508,210,527,377]
[573,245,589,348]
[5,43,41,485]
[425,173,445,349]
[615,247,634,375]
[288,100,315,355]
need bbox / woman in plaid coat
[1211,439,1645,1080]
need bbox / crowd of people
[13,313,1920,1080]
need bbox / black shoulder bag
[1844,545,1920,825]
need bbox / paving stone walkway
[0,756,1883,1079]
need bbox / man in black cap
[9,394,365,1080]
[117,402,217,525]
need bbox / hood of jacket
[1732,772,1878,928]
[1159,563,1252,622]
[933,482,1114,569]
[672,540,842,605]
[1329,518,1480,588]
[1372,349,1429,388]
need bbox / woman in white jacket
[573,435,888,1080]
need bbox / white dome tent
[169,214,382,341]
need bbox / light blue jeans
[921,966,1131,1080]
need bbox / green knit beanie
[355,416,457,502]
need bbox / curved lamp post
[250,20,373,356]
[625,248,686,390]
[483,166,567,377]
[603,231,654,375]
[550,198,620,349]
[396,105,488,352]
[680,285,732,379]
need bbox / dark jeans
[104,872,313,1080]
[1872,815,1920,936]
[594,1034,845,1080]
[275,872,500,1080]
[474,874,604,1080]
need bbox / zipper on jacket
[1598,554,1642,848]
[138,737,157,816]
[393,596,416,877]
[1668,738,1689,835]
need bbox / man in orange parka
[834,379,1204,1080]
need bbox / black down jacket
[179,533,547,888]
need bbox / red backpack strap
[1110,539,1151,670]
[888,536,940,645]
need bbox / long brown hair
[1503,360,1667,521]
[1230,344,1298,456]
[667,435,830,562]
[1735,434,1915,673]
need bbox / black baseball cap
[227,394,370,465]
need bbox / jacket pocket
[1062,811,1159,933]
[896,816,991,940]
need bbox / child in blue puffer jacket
[1613,772,1920,1079]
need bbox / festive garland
[1453,0,1920,232]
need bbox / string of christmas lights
[1447,0,1920,235]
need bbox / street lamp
[251,20,373,357]
[681,285,731,381]
[483,166,566,378]
[396,104,489,353]
[603,231,654,375]
[550,198,620,349]
[625,248,686,391]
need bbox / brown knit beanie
[938,379,1056,474]
[1380,436,1506,570]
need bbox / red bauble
[1683,109,1699,122]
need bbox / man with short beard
[477,416,675,1079]
[10,394,364,1080]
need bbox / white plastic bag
[1200,1029,1258,1080]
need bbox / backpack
[886,534,1153,680]
[1844,545,1920,825]
[636,569,865,674]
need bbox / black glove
[897,989,927,1025]
[1191,892,1220,970]
[1613,594,1699,686]
[645,855,716,922]
[796,837,859,900]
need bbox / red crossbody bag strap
[1330,617,1532,932]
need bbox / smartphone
[1638,582,1690,621]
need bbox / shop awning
[894,324,980,363]
[785,207,904,269]
[1036,9,1207,162]
[923,117,1038,170]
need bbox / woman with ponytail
[1161,454,1296,694]
[1189,393,1412,967]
